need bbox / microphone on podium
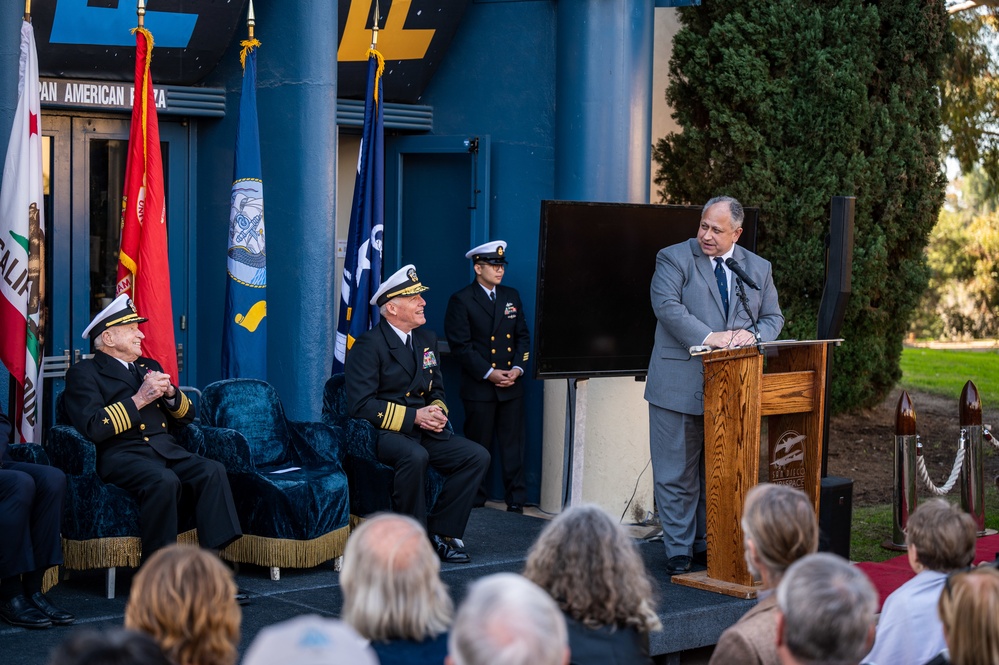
[725,258,760,291]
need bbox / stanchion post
[959,381,987,535]
[887,391,917,550]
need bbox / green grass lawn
[899,347,999,399]
[850,346,999,564]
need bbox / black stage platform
[1,508,752,664]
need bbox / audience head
[741,483,818,587]
[340,512,452,642]
[523,503,661,632]
[905,499,977,573]
[776,553,877,665]
[241,615,378,665]
[48,629,171,665]
[124,545,240,665]
[447,573,568,665]
[937,566,999,665]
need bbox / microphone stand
[734,277,763,353]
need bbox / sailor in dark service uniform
[63,294,242,559]
[345,265,490,563]
[444,241,530,513]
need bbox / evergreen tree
[654,0,950,411]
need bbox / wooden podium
[672,339,841,598]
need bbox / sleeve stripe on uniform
[105,402,131,434]
[381,402,406,432]
[431,399,448,416]
[168,392,191,419]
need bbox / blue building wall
[0,1,659,504]
[418,0,557,504]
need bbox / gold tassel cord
[240,38,261,71]
[367,48,385,105]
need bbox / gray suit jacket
[645,238,784,415]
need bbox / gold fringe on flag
[240,38,261,70]
[219,526,350,569]
[368,48,385,105]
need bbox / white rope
[916,433,966,496]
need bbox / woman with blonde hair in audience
[864,499,976,665]
[340,513,452,665]
[928,565,999,665]
[523,503,661,665]
[709,482,817,665]
[124,544,240,665]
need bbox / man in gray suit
[645,196,784,575]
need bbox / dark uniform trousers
[346,320,490,538]
[0,411,67,579]
[445,282,530,506]
[64,351,242,557]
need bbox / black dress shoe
[28,592,75,626]
[431,534,471,564]
[506,503,524,514]
[666,555,692,576]
[692,549,708,566]
[0,595,53,629]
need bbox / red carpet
[856,533,999,611]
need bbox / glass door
[41,115,191,432]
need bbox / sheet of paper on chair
[269,467,302,474]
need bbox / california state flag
[116,28,177,379]
[0,19,45,443]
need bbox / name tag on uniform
[423,349,438,369]
[504,303,517,318]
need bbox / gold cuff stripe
[168,392,191,419]
[431,399,448,416]
[105,402,131,434]
[381,402,405,432]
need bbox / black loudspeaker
[817,196,855,339]
[819,476,853,559]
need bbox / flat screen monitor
[533,200,759,379]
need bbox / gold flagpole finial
[24,0,31,21]
[137,0,145,28]
[370,0,380,49]
[247,0,255,40]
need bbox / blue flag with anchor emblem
[333,48,385,373]
[222,40,267,380]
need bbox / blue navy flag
[222,40,267,380]
[333,48,385,373]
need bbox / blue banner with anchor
[222,39,267,380]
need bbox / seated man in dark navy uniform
[0,408,75,629]
[64,294,242,560]
[345,265,490,563]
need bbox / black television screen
[533,200,759,379]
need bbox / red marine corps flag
[116,26,178,379]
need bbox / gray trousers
[649,403,707,558]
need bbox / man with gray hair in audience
[341,513,452,664]
[447,573,569,665]
[776,553,877,665]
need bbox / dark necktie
[714,257,729,318]
[128,362,144,385]
[489,291,496,302]
[405,334,413,351]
